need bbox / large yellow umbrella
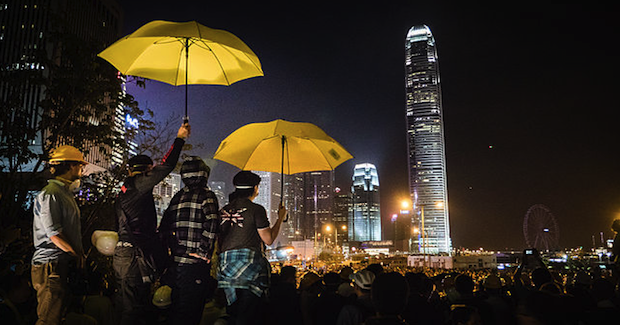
[97,20,263,120]
[214,119,353,215]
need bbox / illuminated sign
[125,114,138,128]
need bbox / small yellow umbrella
[214,119,353,216]
[98,20,263,120]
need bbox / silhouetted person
[269,266,301,325]
[366,272,409,325]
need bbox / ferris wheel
[523,204,560,251]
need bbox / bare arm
[50,232,77,255]
[258,204,287,246]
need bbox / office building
[350,163,381,241]
[0,0,126,170]
[405,25,451,254]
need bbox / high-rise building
[253,171,282,225]
[0,0,126,170]
[281,171,334,245]
[350,163,381,242]
[405,25,451,254]
[333,187,350,244]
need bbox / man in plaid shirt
[159,156,219,325]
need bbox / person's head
[482,273,503,293]
[612,219,620,233]
[323,272,341,292]
[371,272,409,317]
[299,271,322,293]
[229,171,261,202]
[454,273,475,296]
[181,156,210,187]
[280,265,297,285]
[531,267,552,289]
[366,263,384,277]
[339,266,353,283]
[48,145,88,181]
[127,154,153,175]
[351,269,375,295]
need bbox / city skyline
[114,3,618,250]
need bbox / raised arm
[134,123,190,192]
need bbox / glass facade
[405,25,451,254]
[350,163,381,242]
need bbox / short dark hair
[371,272,409,316]
[229,171,261,202]
[50,161,79,177]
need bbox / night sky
[118,3,620,250]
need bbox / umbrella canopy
[213,119,353,175]
[98,20,263,86]
[97,20,263,118]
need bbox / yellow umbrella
[214,119,353,215]
[98,20,263,120]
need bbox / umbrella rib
[197,40,231,85]
[242,134,281,171]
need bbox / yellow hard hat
[49,145,88,165]
[152,285,172,308]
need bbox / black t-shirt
[219,197,270,252]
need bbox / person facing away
[31,145,88,325]
[217,171,287,325]
[337,269,377,325]
[113,122,190,325]
[158,156,219,325]
[365,272,410,325]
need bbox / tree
[0,19,149,264]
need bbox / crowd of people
[1,122,620,325]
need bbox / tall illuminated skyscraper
[405,25,451,254]
[350,163,381,242]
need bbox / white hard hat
[91,230,118,256]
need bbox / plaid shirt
[217,248,271,305]
[159,186,219,264]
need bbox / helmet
[152,285,172,308]
[350,270,375,291]
[49,145,87,165]
[90,230,118,256]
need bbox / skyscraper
[280,170,334,245]
[253,170,282,224]
[0,0,126,170]
[350,163,381,242]
[405,25,451,254]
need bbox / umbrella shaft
[185,38,189,119]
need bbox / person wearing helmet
[217,171,287,325]
[113,122,190,325]
[158,156,219,325]
[337,269,376,325]
[31,145,88,325]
